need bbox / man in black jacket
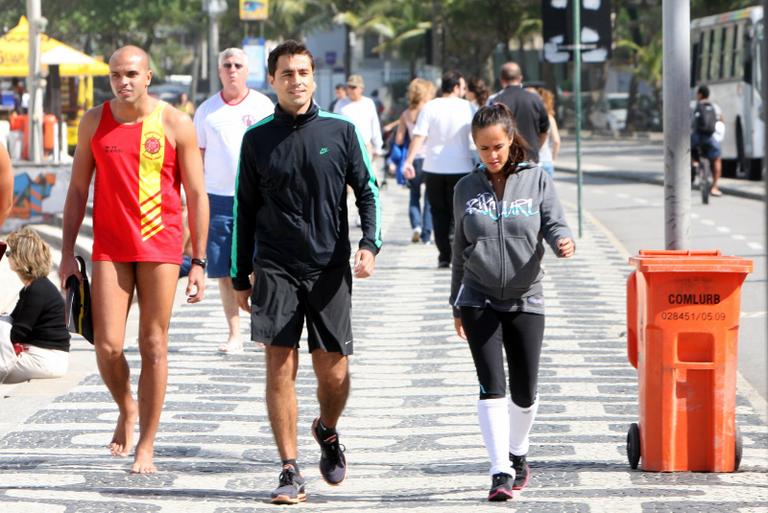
[491,62,550,163]
[231,40,381,505]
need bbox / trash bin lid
[629,249,753,273]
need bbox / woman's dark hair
[472,103,530,170]
[268,40,315,77]
[468,77,489,106]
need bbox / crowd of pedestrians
[0,40,569,503]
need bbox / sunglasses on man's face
[347,85,358,89]
[222,62,244,70]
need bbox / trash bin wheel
[627,423,641,469]
[735,424,743,471]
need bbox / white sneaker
[411,227,422,243]
[218,339,244,354]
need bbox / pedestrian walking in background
[491,62,549,163]
[397,78,435,244]
[450,104,574,501]
[487,63,514,105]
[328,83,346,112]
[333,74,383,163]
[691,84,724,196]
[194,47,274,355]
[526,85,560,177]
[176,92,195,117]
[404,70,474,268]
[0,144,12,227]
[467,77,490,112]
[0,227,70,384]
[59,45,209,474]
[231,40,381,505]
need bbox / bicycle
[691,144,712,205]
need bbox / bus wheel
[735,119,749,178]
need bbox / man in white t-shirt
[333,74,383,162]
[194,47,274,354]
[404,71,474,268]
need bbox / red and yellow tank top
[91,100,182,263]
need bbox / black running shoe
[270,464,306,505]
[510,453,530,490]
[488,472,514,501]
[311,417,347,485]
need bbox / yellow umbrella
[0,16,109,77]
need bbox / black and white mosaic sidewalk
[1,184,766,512]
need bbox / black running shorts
[249,264,354,355]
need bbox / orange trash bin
[626,249,753,472]
[43,114,57,154]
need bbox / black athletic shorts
[250,263,354,355]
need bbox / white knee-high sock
[509,397,539,457]
[477,398,514,476]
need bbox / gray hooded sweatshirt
[450,163,572,317]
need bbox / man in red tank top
[59,46,209,474]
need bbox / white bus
[691,6,763,179]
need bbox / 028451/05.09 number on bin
[660,311,727,322]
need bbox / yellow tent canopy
[0,16,109,77]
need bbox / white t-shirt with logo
[333,96,383,154]
[194,89,274,196]
[413,96,475,174]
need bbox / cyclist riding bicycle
[691,85,723,197]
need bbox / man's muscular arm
[59,107,100,287]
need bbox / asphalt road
[555,138,767,402]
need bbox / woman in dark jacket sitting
[0,227,70,383]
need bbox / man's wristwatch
[191,257,208,269]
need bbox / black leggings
[460,307,544,406]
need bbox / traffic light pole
[662,0,691,249]
[573,0,583,238]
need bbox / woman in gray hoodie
[450,104,575,501]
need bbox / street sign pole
[662,0,690,249]
[573,0,583,238]
[763,0,768,317]
[27,0,45,163]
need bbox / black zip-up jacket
[231,102,382,290]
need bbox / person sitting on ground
[0,227,70,384]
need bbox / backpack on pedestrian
[693,102,717,136]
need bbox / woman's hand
[454,317,466,340]
[557,237,575,258]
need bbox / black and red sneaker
[510,453,530,490]
[488,472,514,501]
[311,417,347,485]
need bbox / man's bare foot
[130,445,157,474]
[109,400,138,457]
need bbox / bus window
[722,25,733,79]
[710,27,722,80]
[744,25,753,85]
[692,38,701,87]
[732,23,742,79]
[755,21,763,94]
[703,30,715,81]
[695,31,706,83]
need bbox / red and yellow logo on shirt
[139,104,166,241]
